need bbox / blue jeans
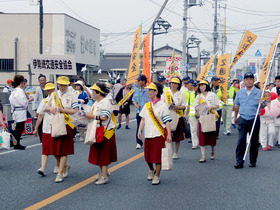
[136,113,143,146]
[236,116,260,165]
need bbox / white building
[0,13,100,86]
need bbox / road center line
[24,152,144,210]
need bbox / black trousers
[236,116,260,165]
[13,121,25,146]
[136,113,143,146]
[216,109,222,137]
[38,120,43,142]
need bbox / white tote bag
[0,128,11,150]
[51,113,67,138]
[199,113,216,133]
[84,120,97,145]
[161,143,173,170]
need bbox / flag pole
[243,34,280,160]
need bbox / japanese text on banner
[217,53,230,104]
[142,33,151,85]
[197,53,217,81]
[126,25,141,86]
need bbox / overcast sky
[1,0,280,69]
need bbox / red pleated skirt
[172,117,185,142]
[88,133,117,166]
[50,125,74,156]
[42,133,51,155]
[198,122,217,146]
[144,136,165,164]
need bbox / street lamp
[151,17,171,80]
[186,35,201,77]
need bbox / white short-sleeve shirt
[162,89,186,131]
[37,96,52,134]
[140,100,171,138]
[193,92,220,111]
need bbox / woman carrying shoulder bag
[46,76,79,183]
[193,80,220,163]
[137,82,172,185]
[84,82,117,185]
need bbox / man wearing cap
[211,76,222,138]
[186,80,200,149]
[32,74,47,142]
[132,74,151,149]
[3,79,14,92]
[234,72,262,169]
[157,75,168,91]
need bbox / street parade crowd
[1,72,280,185]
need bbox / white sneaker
[55,174,63,183]
[62,164,70,178]
[172,153,178,159]
[95,177,109,185]
[37,168,46,176]
[136,144,142,149]
[53,166,59,174]
[95,171,110,181]
[152,176,160,185]
[147,170,155,181]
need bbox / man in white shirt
[9,75,28,150]
[271,76,280,95]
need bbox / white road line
[0,118,137,156]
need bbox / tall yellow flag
[170,49,175,78]
[126,25,141,85]
[197,53,217,81]
[230,30,257,69]
[217,53,230,104]
[260,32,280,91]
[142,33,151,85]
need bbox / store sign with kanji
[30,55,77,75]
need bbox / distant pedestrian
[234,72,262,169]
[3,79,14,92]
[137,82,172,185]
[132,74,150,149]
[85,82,117,185]
[115,85,134,129]
[9,75,28,150]
[0,101,6,128]
[259,91,275,151]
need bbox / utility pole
[182,0,188,76]
[213,0,218,55]
[39,0,43,54]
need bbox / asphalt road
[1,112,280,210]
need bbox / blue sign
[255,49,261,57]
[238,75,244,81]
[208,71,213,75]
[186,62,191,70]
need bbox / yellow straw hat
[197,80,209,86]
[57,76,70,85]
[44,83,55,90]
[145,82,158,91]
[170,77,181,84]
[90,83,105,94]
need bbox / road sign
[30,55,77,75]
[186,62,191,69]
[255,49,261,57]
[208,71,213,75]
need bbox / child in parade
[138,82,172,185]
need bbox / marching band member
[162,76,186,159]
[138,82,172,185]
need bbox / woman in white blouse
[162,76,186,159]
[193,80,220,163]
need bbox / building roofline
[0,12,100,31]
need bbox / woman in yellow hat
[45,76,79,183]
[137,82,172,185]
[84,82,117,185]
[34,82,61,177]
[193,80,220,163]
[162,76,186,159]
